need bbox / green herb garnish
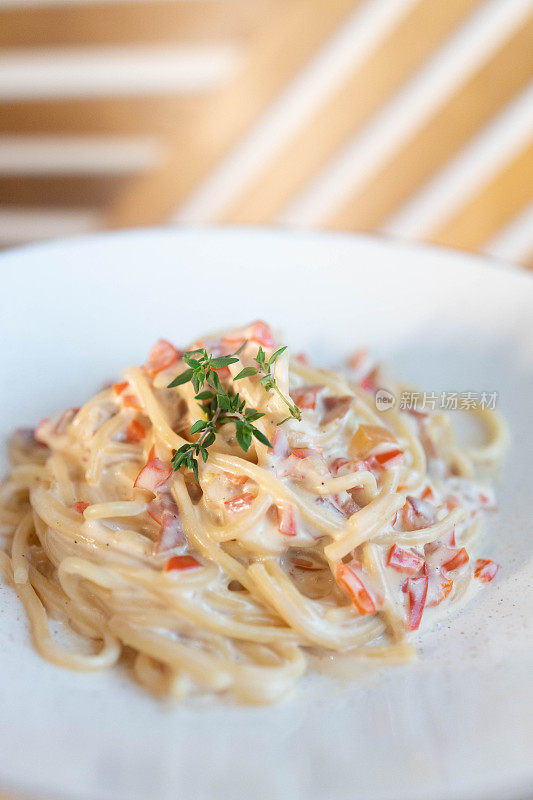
[167,341,299,480]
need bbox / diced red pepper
[445,495,460,511]
[276,503,297,536]
[134,458,172,493]
[123,394,142,410]
[213,366,232,380]
[114,382,142,410]
[387,544,425,574]
[290,447,322,459]
[372,448,404,468]
[442,547,469,572]
[126,419,146,443]
[405,573,428,630]
[336,562,376,615]
[112,381,128,395]
[474,558,499,583]
[224,493,255,513]
[145,339,180,377]
[165,555,200,572]
[421,485,434,501]
[73,501,89,515]
[223,471,248,485]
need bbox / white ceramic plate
[1,227,532,800]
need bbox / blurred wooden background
[1,0,533,268]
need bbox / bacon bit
[223,471,248,485]
[406,407,429,419]
[338,494,359,517]
[224,493,255,513]
[34,418,49,444]
[13,427,48,452]
[57,408,80,433]
[147,500,164,525]
[220,337,246,352]
[317,493,358,518]
[126,420,146,443]
[249,320,275,348]
[405,573,428,630]
[291,385,322,410]
[112,381,128,395]
[147,490,176,525]
[158,511,185,552]
[348,349,368,370]
[336,562,376,615]
[387,544,425,574]
[134,458,172,493]
[474,558,499,583]
[329,457,369,477]
[350,424,395,460]
[421,485,434,501]
[73,501,89,515]
[402,495,436,531]
[222,320,275,350]
[360,366,379,393]
[291,555,325,570]
[445,529,457,547]
[165,555,200,572]
[329,457,352,474]
[295,352,309,365]
[322,395,352,426]
[35,408,79,443]
[270,427,289,459]
[145,339,180,377]
[276,503,297,536]
[442,547,469,572]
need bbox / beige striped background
[1,0,533,267]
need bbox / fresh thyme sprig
[234,345,301,423]
[167,340,296,480]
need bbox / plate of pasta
[0,227,532,800]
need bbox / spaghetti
[0,321,506,703]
